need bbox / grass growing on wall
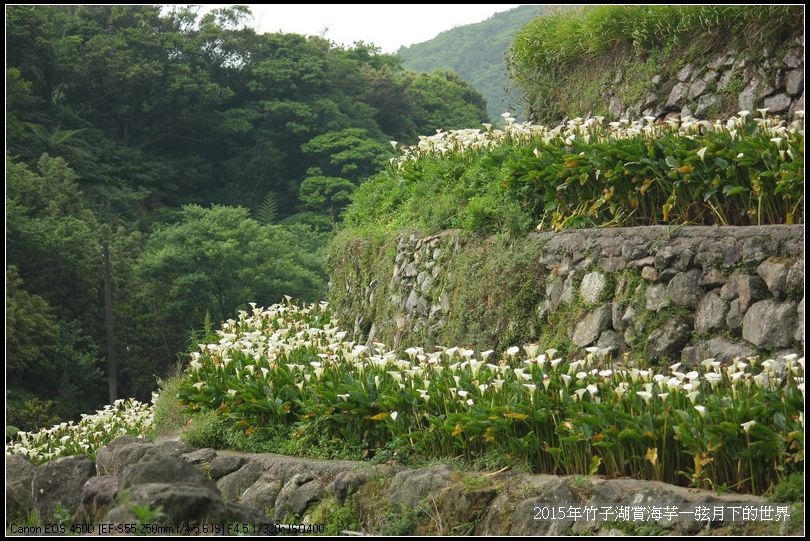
[509,5,804,121]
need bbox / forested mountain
[6,5,487,429]
[397,5,561,121]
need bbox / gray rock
[641,266,658,281]
[420,274,433,293]
[743,300,798,348]
[560,273,576,306]
[120,456,213,490]
[217,460,264,502]
[659,79,677,95]
[739,80,759,111]
[726,300,743,333]
[695,291,728,334]
[646,283,670,311]
[629,256,655,268]
[327,470,373,505]
[389,464,453,509]
[6,454,35,520]
[33,455,95,521]
[763,93,791,113]
[757,258,790,298]
[699,268,726,287]
[572,304,613,347]
[688,78,709,100]
[695,93,723,117]
[741,235,770,265]
[786,70,804,96]
[290,480,325,516]
[241,474,283,513]
[721,273,767,311]
[73,475,118,523]
[599,256,625,272]
[140,440,193,462]
[652,74,663,85]
[666,82,689,107]
[95,436,150,475]
[405,289,419,312]
[682,337,757,365]
[439,485,498,528]
[509,479,576,535]
[545,276,564,312]
[609,96,624,118]
[182,448,217,465]
[597,330,623,353]
[786,259,804,293]
[667,270,703,308]
[104,481,269,527]
[403,263,418,277]
[273,473,314,521]
[717,69,736,90]
[707,54,727,69]
[209,456,247,480]
[654,245,692,271]
[783,49,802,68]
[647,318,693,360]
[580,271,608,304]
[796,299,804,345]
[677,63,695,82]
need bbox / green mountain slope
[397,5,557,121]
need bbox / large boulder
[119,455,214,491]
[508,477,576,535]
[647,318,693,360]
[6,455,35,520]
[33,455,95,521]
[209,455,246,480]
[217,460,264,502]
[388,464,454,509]
[743,300,798,348]
[695,291,728,334]
[73,475,119,523]
[95,437,152,475]
[580,272,608,304]
[103,482,270,528]
[572,304,612,347]
[241,474,284,514]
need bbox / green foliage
[343,114,803,240]
[511,5,803,122]
[5,390,61,433]
[398,5,556,121]
[255,192,279,225]
[176,301,804,495]
[767,473,804,503]
[299,176,357,222]
[5,5,490,420]
[309,497,360,536]
[150,372,189,438]
[134,205,327,365]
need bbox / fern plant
[255,192,279,224]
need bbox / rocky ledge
[6,436,802,535]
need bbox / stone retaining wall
[329,225,804,365]
[8,438,799,535]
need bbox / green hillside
[398,5,556,121]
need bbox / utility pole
[103,240,118,402]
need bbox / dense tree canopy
[5,4,487,426]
